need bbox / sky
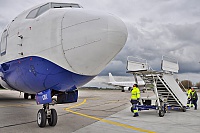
[0,0,200,84]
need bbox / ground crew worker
[130,84,140,117]
[190,88,198,110]
[187,87,192,107]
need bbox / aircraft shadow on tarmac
[0,94,35,102]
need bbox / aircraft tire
[48,109,57,126]
[37,109,47,127]
[24,93,29,99]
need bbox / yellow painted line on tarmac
[67,99,87,109]
[65,99,156,133]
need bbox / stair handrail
[161,55,179,73]
[152,75,161,107]
[177,79,187,92]
[127,56,153,71]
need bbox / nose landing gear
[37,104,57,128]
[35,89,78,127]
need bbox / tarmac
[0,89,199,133]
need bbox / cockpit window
[37,3,50,17]
[26,8,39,19]
[26,2,81,19]
[26,3,50,19]
[51,3,81,8]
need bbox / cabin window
[0,29,8,56]
[26,2,81,19]
[51,3,81,8]
[26,8,39,19]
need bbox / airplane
[0,2,128,127]
[108,73,145,92]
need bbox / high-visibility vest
[190,91,198,100]
[131,87,140,100]
[187,89,192,98]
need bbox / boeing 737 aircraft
[108,73,145,91]
[0,2,127,127]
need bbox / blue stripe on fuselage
[0,56,95,93]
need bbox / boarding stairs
[126,56,187,111]
[156,75,178,106]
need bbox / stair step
[158,92,170,94]
[139,74,183,107]
[167,100,176,102]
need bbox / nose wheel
[37,104,57,127]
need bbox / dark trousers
[131,99,139,115]
[131,99,138,105]
[192,99,198,110]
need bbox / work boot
[133,113,139,117]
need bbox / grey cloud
[101,20,200,75]
[0,14,9,30]
[1,0,200,81]
[99,60,127,76]
[166,23,200,44]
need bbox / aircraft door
[0,29,8,56]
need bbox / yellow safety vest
[190,91,198,100]
[187,89,192,98]
[131,87,140,100]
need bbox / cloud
[0,0,200,83]
[101,20,200,76]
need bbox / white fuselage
[1,3,127,76]
[108,73,145,91]
[0,2,128,93]
[108,81,145,87]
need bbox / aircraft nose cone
[61,10,128,75]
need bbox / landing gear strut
[37,104,57,127]
[24,93,29,99]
